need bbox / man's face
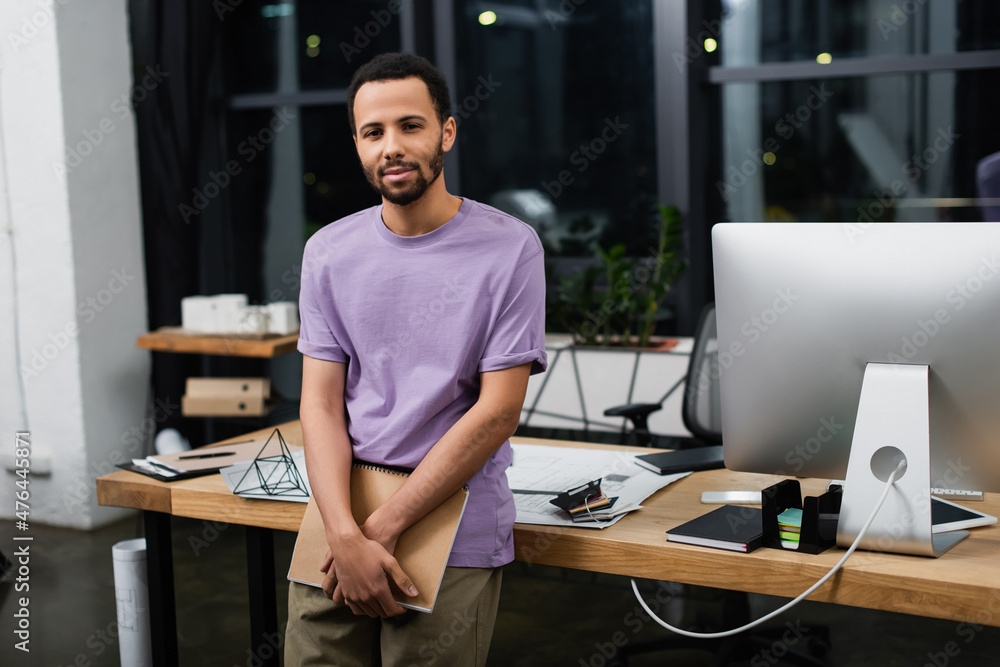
[352,77,455,206]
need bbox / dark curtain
[129,0,269,445]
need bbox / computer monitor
[712,222,1000,557]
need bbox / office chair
[978,151,1000,222]
[604,302,722,448]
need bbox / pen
[510,489,563,495]
[178,452,237,460]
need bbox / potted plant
[550,205,687,349]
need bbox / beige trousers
[284,566,502,667]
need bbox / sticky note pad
[777,507,803,549]
[777,507,803,527]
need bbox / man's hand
[321,533,418,618]
[360,515,400,555]
[319,549,338,598]
[319,516,403,610]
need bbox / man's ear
[441,116,457,152]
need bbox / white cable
[631,460,906,639]
[581,493,614,524]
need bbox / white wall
[0,0,149,528]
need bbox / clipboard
[150,439,277,473]
[118,434,301,482]
[116,440,265,481]
[287,462,469,613]
[115,461,219,482]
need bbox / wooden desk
[137,327,299,358]
[97,421,1000,667]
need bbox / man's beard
[364,141,445,207]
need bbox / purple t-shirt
[297,198,547,567]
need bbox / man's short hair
[347,52,453,136]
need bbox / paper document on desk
[507,442,689,528]
[221,449,312,502]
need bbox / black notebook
[667,505,763,553]
[634,445,725,475]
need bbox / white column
[0,0,148,528]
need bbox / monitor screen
[712,222,1000,496]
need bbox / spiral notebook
[287,462,469,613]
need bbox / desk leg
[246,526,280,667]
[144,511,179,667]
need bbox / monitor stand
[836,363,969,558]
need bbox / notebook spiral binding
[353,460,412,476]
[351,460,469,493]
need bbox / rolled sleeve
[296,337,348,363]
[298,241,349,363]
[478,250,548,375]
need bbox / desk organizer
[761,480,842,554]
[550,479,603,512]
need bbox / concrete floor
[2,516,1000,666]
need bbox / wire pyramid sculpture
[232,428,309,500]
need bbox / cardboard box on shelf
[266,301,299,335]
[180,295,298,337]
[181,294,248,333]
[182,377,272,417]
